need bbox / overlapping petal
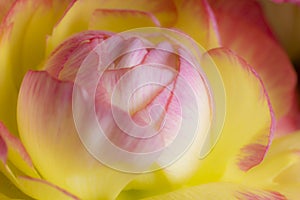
[120,47,274,198]
[0,0,298,199]
[0,0,72,136]
[188,48,274,184]
[173,0,220,49]
[46,0,177,55]
[235,131,300,199]
[0,122,79,199]
[17,71,135,199]
[142,182,287,200]
[208,0,297,122]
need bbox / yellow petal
[240,131,300,199]
[141,182,287,200]
[0,122,39,178]
[189,48,274,184]
[0,123,78,200]
[0,172,32,199]
[46,0,177,55]
[120,47,271,193]
[0,0,71,135]
[209,0,297,119]
[89,9,160,32]
[173,0,221,49]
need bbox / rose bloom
[0,0,300,200]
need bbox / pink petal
[18,70,136,199]
[45,31,111,81]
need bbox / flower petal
[0,0,14,21]
[45,31,110,81]
[89,9,161,32]
[0,122,39,178]
[0,172,32,199]
[189,48,274,184]
[0,123,78,200]
[173,0,220,49]
[209,0,297,119]
[240,131,300,199]
[17,71,135,199]
[0,0,72,135]
[140,182,287,200]
[46,0,177,54]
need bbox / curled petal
[45,31,110,81]
[17,71,135,199]
[209,0,297,120]
[188,48,274,184]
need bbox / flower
[0,0,299,199]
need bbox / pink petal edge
[0,122,33,166]
[18,176,79,200]
[208,47,275,171]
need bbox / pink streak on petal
[19,176,79,200]
[45,31,111,81]
[209,48,275,171]
[209,0,297,119]
[237,190,287,200]
[0,133,7,164]
[238,144,268,171]
[0,122,33,166]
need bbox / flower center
[72,28,222,173]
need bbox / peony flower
[0,0,299,199]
